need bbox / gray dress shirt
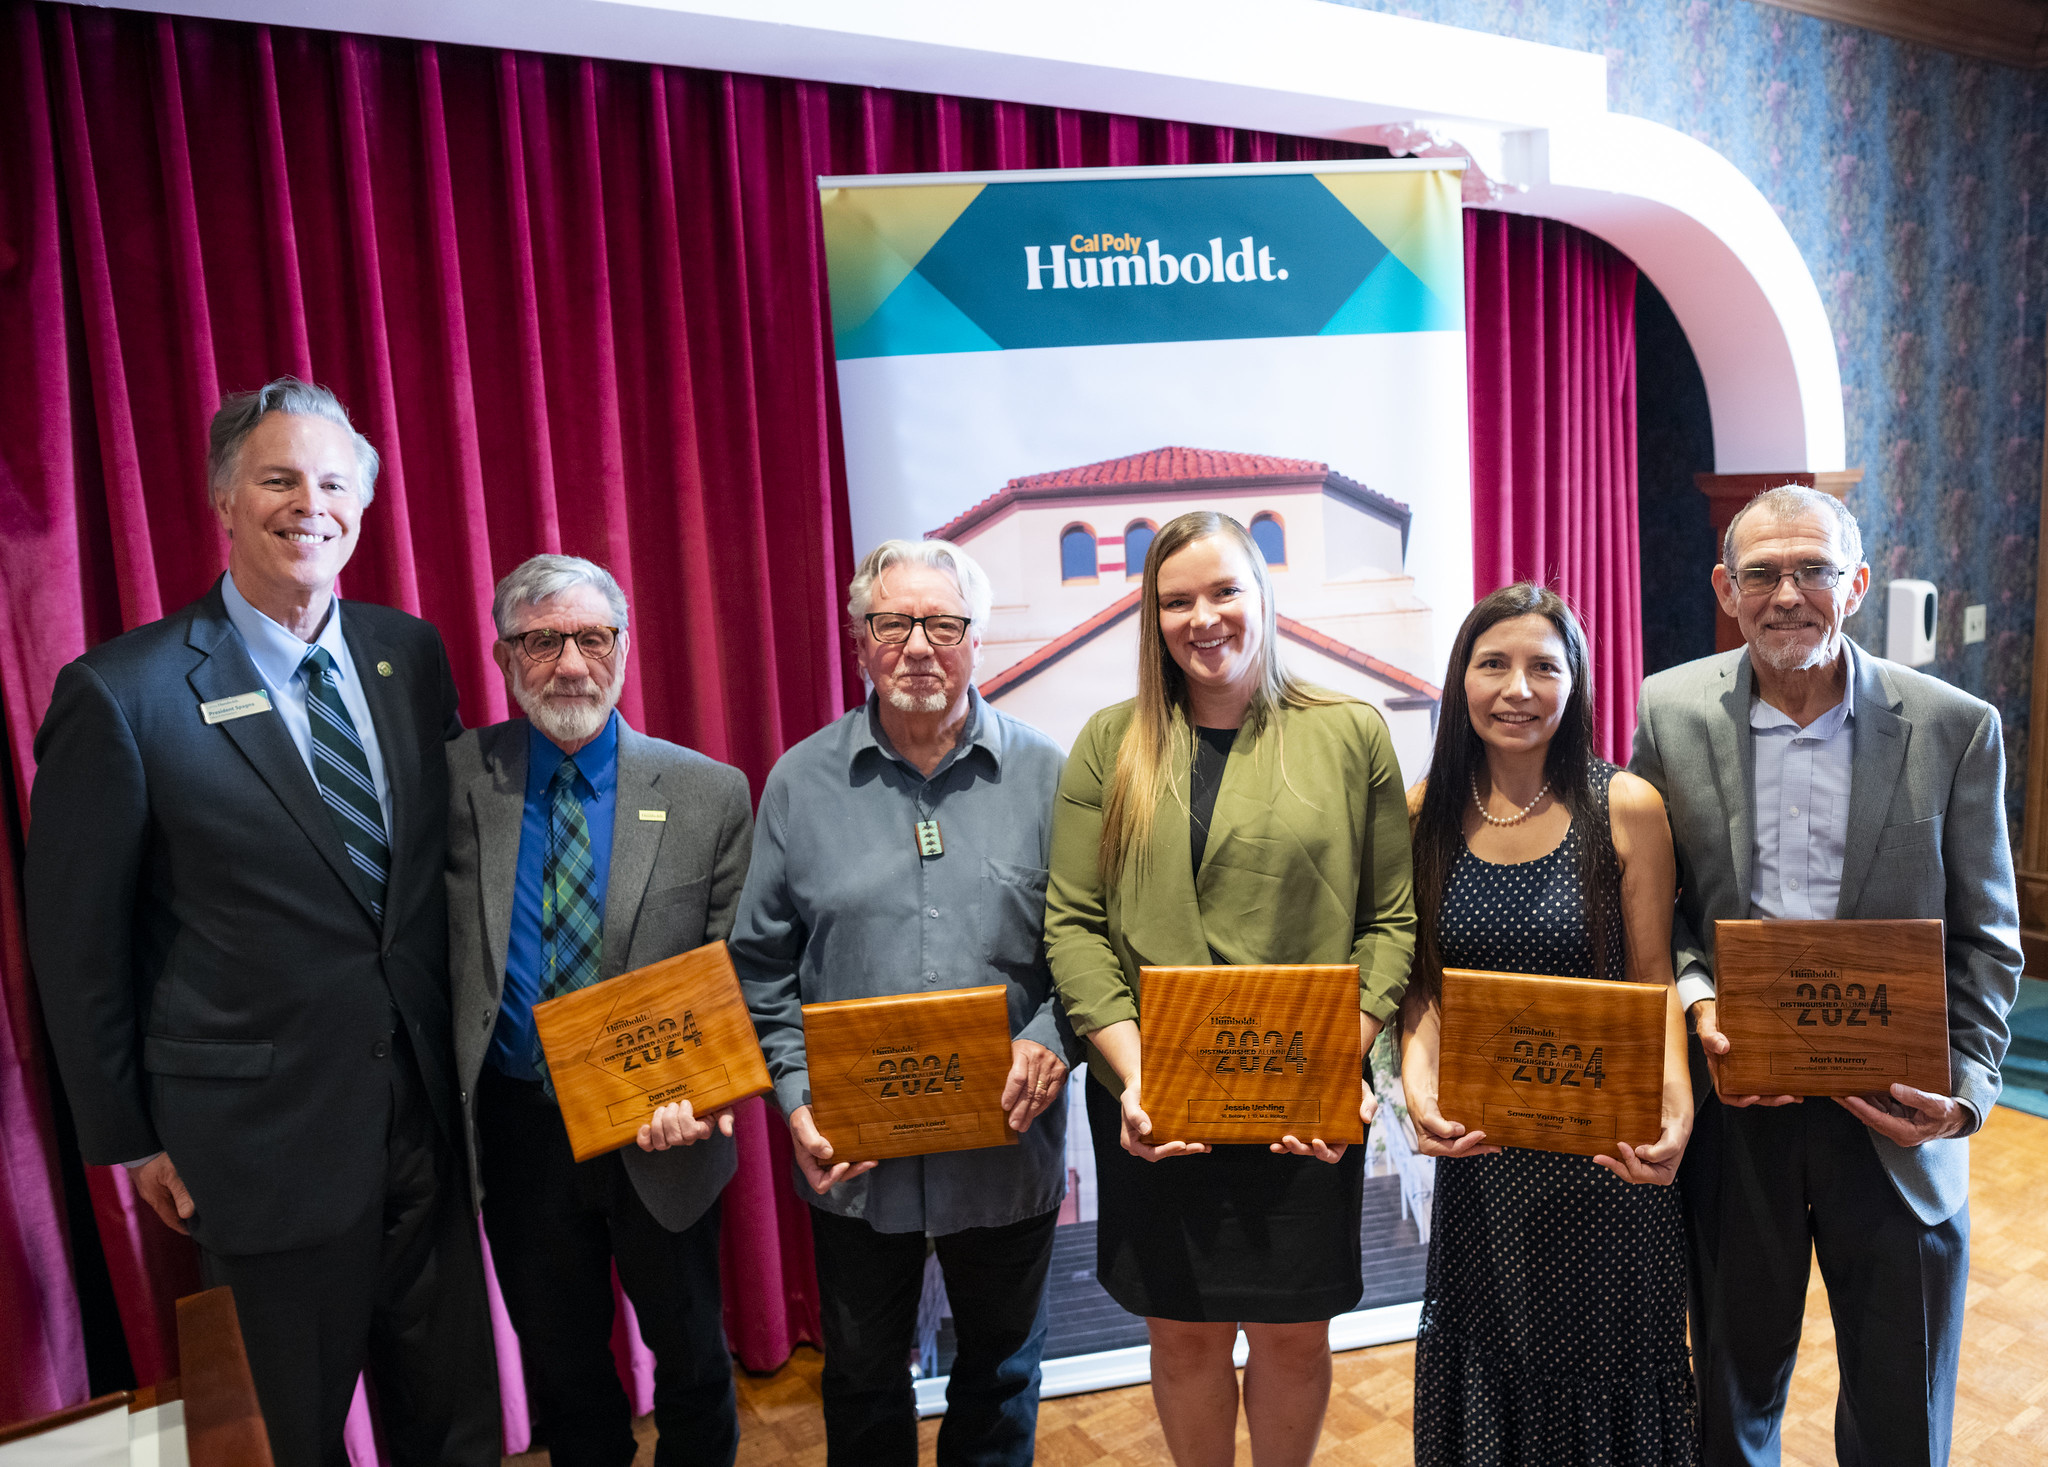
[730,691,1073,1234]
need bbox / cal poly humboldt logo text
[1024,236,1291,291]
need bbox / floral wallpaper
[1328,0,2048,839]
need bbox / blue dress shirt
[488,714,620,1080]
[220,572,393,835]
[1675,650,1857,1014]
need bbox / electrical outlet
[1963,605,1987,644]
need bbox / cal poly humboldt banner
[818,160,1467,1397]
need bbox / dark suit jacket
[1631,640,2023,1225]
[445,717,753,1232]
[25,579,463,1257]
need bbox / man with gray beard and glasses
[446,554,753,1467]
[1630,486,2020,1465]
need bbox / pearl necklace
[1471,772,1551,827]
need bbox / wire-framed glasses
[1734,563,1847,596]
[863,613,971,647]
[503,626,622,662]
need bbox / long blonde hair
[1098,511,1349,881]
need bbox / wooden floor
[516,1105,2048,1466]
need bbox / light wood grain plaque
[1137,965,1363,1145]
[532,940,773,1162]
[1437,968,1667,1157]
[1712,919,1949,1098]
[801,984,1018,1163]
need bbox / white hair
[846,538,993,627]
[1723,484,1865,570]
[492,554,630,637]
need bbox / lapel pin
[639,809,667,822]
[376,661,394,677]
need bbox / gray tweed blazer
[1630,640,2022,1226]
[446,717,753,1231]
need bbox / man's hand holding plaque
[532,940,773,1162]
[1709,920,1951,1127]
[799,984,1022,1167]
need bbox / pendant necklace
[1471,772,1550,827]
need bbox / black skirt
[1086,1075,1364,1323]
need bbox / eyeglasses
[863,613,972,647]
[1734,563,1848,596]
[503,626,622,662]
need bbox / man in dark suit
[1632,485,2022,1465]
[25,378,500,1467]
[447,554,753,1467]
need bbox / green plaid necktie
[537,757,603,1005]
[533,758,602,1094]
[300,646,389,920]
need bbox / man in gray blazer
[1631,485,2020,1466]
[447,555,753,1467]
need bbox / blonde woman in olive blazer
[1044,511,1415,1467]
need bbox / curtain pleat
[1465,209,1643,761]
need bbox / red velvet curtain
[0,0,1376,1429]
[1465,209,1643,762]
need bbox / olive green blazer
[1044,697,1416,1084]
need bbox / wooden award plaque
[532,940,773,1162]
[1712,919,1949,1098]
[801,984,1019,1163]
[1436,969,1667,1157]
[1137,965,1363,1145]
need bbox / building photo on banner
[820,158,1472,1408]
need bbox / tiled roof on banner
[1007,446,1330,489]
[926,446,1409,543]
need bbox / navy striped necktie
[300,646,389,919]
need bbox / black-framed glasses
[503,626,622,662]
[863,613,971,647]
[1734,562,1848,596]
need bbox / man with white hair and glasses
[1630,485,2021,1465]
[716,538,1073,1466]
[447,554,753,1467]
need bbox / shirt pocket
[983,857,1050,977]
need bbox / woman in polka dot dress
[1400,583,1698,1465]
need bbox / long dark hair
[1410,583,1621,1002]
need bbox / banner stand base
[910,1300,1422,1417]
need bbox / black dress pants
[809,1205,1056,1467]
[199,1032,501,1467]
[477,1066,738,1467]
[1683,1082,1968,1467]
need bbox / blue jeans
[809,1206,1056,1467]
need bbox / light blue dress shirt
[1675,655,1855,1013]
[489,715,620,1081]
[220,572,393,835]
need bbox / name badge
[199,692,272,725]
[639,809,667,822]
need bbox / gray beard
[1751,632,1836,673]
[885,686,950,714]
[515,676,619,747]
